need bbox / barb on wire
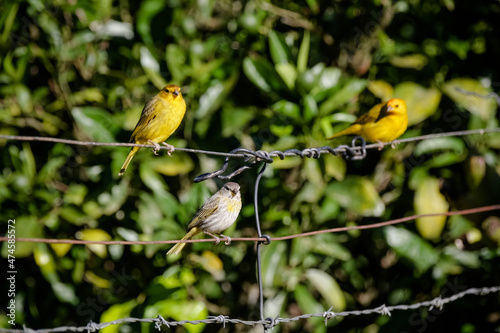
[2,286,498,333]
[2,128,499,181]
[193,136,366,182]
[1,204,499,245]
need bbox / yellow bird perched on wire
[327,98,408,144]
[167,182,242,256]
[118,84,186,176]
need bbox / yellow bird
[167,182,242,256]
[118,84,186,176]
[327,98,408,143]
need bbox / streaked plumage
[167,182,242,255]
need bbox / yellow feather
[119,84,186,175]
[166,227,200,256]
[327,98,408,143]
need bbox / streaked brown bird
[167,182,242,255]
[119,84,186,176]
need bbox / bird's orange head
[386,98,407,115]
[160,84,183,101]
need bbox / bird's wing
[353,102,385,125]
[129,98,158,142]
[187,198,220,229]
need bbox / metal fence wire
[1,125,500,332]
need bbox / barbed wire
[1,286,498,333]
[1,204,498,245]
[1,128,498,159]
[1,128,499,182]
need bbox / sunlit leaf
[275,62,297,89]
[326,176,385,216]
[319,78,366,114]
[442,78,497,120]
[243,56,287,94]
[389,54,428,69]
[100,300,137,333]
[72,107,118,142]
[269,30,292,65]
[384,226,439,273]
[393,82,442,125]
[297,30,310,73]
[414,176,449,240]
[367,80,394,100]
[413,137,467,157]
[306,268,346,311]
[145,299,207,333]
[76,229,112,258]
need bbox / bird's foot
[377,140,385,151]
[161,142,175,157]
[204,231,221,245]
[390,140,400,149]
[148,140,161,155]
[219,234,231,245]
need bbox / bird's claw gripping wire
[220,234,232,245]
[161,142,175,156]
[148,140,161,155]
[204,231,221,245]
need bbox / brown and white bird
[167,182,242,255]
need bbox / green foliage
[1,0,500,332]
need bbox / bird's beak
[386,104,394,112]
[173,90,180,98]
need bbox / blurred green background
[1,0,500,332]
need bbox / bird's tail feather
[119,146,140,176]
[326,124,361,140]
[167,228,200,255]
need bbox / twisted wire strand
[1,286,498,333]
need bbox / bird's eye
[395,104,399,108]
[165,89,170,93]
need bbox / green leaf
[221,106,255,137]
[413,137,467,156]
[297,63,325,92]
[306,268,346,311]
[294,284,324,318]
[393,81,442,125]
[319,78,366,114]
[100,300,137,333]
[275,62,297,89]
[442,78,497,120]
[303,94,318,122]
[72,107,118,143]
[414,176,449,240]
[166,44,188,83]
[367,80,394,101]
[272,100,300,119]
[136,0,166,49]
[326,176,385,216]
[294,285,329,331]
[1,216,42,258]
[261,241,288,288]
[389,54,428,70]
[242,56,287,93]
[297,30,310,73]
[269,30,292,65]
[384,226,439,274]
[145,299,208,333]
